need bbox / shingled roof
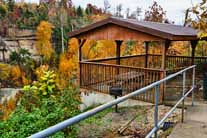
[69,17,199,41]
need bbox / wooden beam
[115,40,123,65]
[145,41,149,68]
[161,40,171,69]
[190,40,198,65]
[161,40,170,103]
[78,39,86,61]
[78,39,86,87]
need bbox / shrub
[56,39,79,89]
[9,48,35,87]
[23,70,57,98]
[35,64,49,80]
[0,70,81,137]
[11,65,22,86]
[0,93,21,121]
[0,63,11,87]
[9,48,32,66]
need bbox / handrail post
[154,85,160,138]
[192,67,195,106]
[182,71,186,123]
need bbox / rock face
[0,29,38,61]
[0,88,20,103]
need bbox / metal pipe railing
[30,65,196,138]
[145,87,194,138]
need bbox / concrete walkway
[169,103,207,138]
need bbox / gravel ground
[76,105,182,138]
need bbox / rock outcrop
[0,29,37,62]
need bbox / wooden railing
[86,54,207,69]
[81,54,207,103]
[80,61,164,103]
[85,54,146,66]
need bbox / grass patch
[80,107,113,125]
[80,105,146,125]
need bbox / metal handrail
[30,65,196,138]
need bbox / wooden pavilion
[69,17,207,103]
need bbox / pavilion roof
[69,17,199,41]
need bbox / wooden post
[115,40,122,65]
[115,40,122,83]
[160,40,170,103]
[190,40,198,65]
[161,40,170,69]
[145,41,149,68]
[78,39,86,87]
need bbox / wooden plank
[76,24,164,41]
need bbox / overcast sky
[22,0,201,25]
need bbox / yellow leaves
[35,65,49,80]
[10,65,30,86]
[0,93,21,120]
[55,76,68,90]
[11,66,21,83]
[56,39,79,89]
[36,21,54,59]
[68,38,79,55]
[0,98,16,120]
[22,75,30,85]
[0,63,11,81]
[198,31,207,39]
[59,53,77,78]
[168,41,189,56]
[36,21,53,40]
[98,40,116,57]
[82,40,116,59]
[190,0,207,39]
[121,41,145,56]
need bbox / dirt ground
[76,105,182,138]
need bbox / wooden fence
[87,54,207,69]
[81,54,207,103]
[80,61,164,103]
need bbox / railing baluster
[192,67,195,106]
[154,85,160,138]
[182,71,186,123]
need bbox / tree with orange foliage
[81,40,116,59]
[36,21,54,62]
[57,38,79,89]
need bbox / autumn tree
[36,21,54,62]
[189,0,207,56]
[57,38,79,89]
[190,0,207,38]
[0,4,8,36]
[144,1,166,22]
[81,40,116,59]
